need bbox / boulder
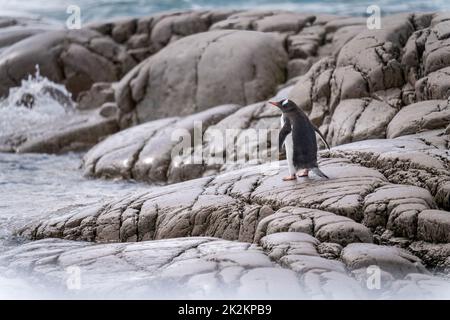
[336,14,414,93]
[341,243,428,277]
[0,110,118,153]
[329,130,450,210]
[0,29,135,99]
[0,16,58,52]
[327,98,397,146]
[115,30,288,124]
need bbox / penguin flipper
[311,167,329,179]
[279,117,292,152]
[313,125,330,150]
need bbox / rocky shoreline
[0,10,449,298]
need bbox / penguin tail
[311,167,329,179]
[312,125,331,150]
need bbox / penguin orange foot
[296,169,309,177]
[282,175,296,181]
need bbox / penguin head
[269,99,297,113]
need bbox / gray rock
[336,14,414,93]
[422,21,450,74]
[111,18,136,43]
[0,10,449,299]
[260,232,320,260]
[0,110,118,153]
[363,184,435,238]
[415,67,450,100]
[0,29,135,99]
[83,104,239,182]
[324,17,366,33]
[329,130,450,210]
[255,207,373,246]
[77,82,115,110]
[287,58,314,79]
[287,25,325,59]
[417,210,450,243]
[288,57,335,123]
[260,232,369,298]
[99,102,119,118]
[0,237,305,299]
[0,16,59,52]
[330,25,365,55]
[341,243,428,277]
[327,98,397,146]
[317,242,343,259]
[386,273,450,299]
[283,13,446,142]
[387,100,450,138]
[115,30,288,124]
[85,10,236,64]
[20,158,390,243]
[254,13,315,33]
[409,241,450,270]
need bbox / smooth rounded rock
[115,30,288,123]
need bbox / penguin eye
[281,99,288,106]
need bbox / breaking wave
[0,65,74,137]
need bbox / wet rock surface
[19,156,449,272]
[1,235,448,299]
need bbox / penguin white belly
[280,115,296,176]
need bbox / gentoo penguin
[269,99,330,181]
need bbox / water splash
[0,65,75,137]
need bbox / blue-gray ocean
[0,0,449,23]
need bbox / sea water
[0,71,148,269]
[0,0,449,24]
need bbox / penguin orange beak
[269,101,279,107]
